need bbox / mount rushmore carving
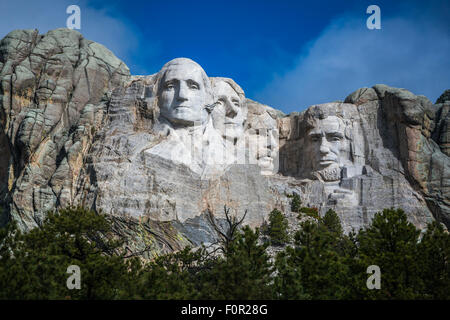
[0,29,448,255]
[145,57,279,178]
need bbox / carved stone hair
[210,77,245,102]
[300,103,356,138]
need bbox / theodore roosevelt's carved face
[158,59,210,126]
[212,80,247,141]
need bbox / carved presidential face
[212,80,247,141]
[248,127,279,175]
[158,60,209,126]
[306,115,347,180]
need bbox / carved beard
[311,166,341,182]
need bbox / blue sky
[1,0,449,114]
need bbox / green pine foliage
[274,250,310,299]
[138,246,206,299]
[198,226,274,299]
[290,193,302,213]
[268,209,289,246]
[417,221,450,299]
[0,206,449,300]
[286,209,356,299]
[299,207,320,219]
[0,207,141,299]
[357,208,424,299]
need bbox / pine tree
[268,209,289,246]
[199,226,274,299]
[322,209,343,235]
[138,246,207,299]
[290,193,302,213]
[0,207,141,299]
[417,221,450,299]
[357,208,423,299]
[274,249,310,299]
[281,209,356,299]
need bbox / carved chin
[312,166,341,182]
[258,156,274,174]
[166,110,204,126]
[221,122,243,137]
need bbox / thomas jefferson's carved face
[159,61,208,126]
[306,116,347,180]
[212,81,247,141]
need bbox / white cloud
[256,10,450,113]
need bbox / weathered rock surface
[1,29,448,255]
[75,74,281,249]
[436,90,450,104]
[279,86,448,231]
[0,28,129,230]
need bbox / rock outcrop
[0,28,129,229]
[1,29,448,255]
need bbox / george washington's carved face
[158,59,210,126]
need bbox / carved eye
[329,135,342,142]
[216,98,225,106]
[164,82,174,90]
[232,99,240,107]
[187,80,200,90]
[310,135,321,142]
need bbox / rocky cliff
[1,29,448,257]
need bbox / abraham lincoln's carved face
[305,115,349,181]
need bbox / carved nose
[177,84,189,101]
[319,139,330,154]
[225,100,238,118]
[268,131,277,148]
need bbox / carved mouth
[319,160,337,166]
[258,156,273,162]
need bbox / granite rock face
[74,73,282,250]
[1,29,448,255]
[279,86,448,231]
[0,28,129,229]
[436,90,450,104]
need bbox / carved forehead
[211,77,245,101]
[301,103,358,136]
[157,58,211,93]
[214,81,240,100]
[309,116,345,134]
[162,58,204,77]
[161,57,203,71]
[163,65,205,83]
[247,110,277,130]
